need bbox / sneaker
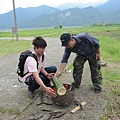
[28,90,35,99]
[71,83,80,89]
[94,89,101,93]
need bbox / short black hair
[32,36,47,47]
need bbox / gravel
[0,37,107,120]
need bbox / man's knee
[50,66,57,73]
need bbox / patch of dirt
[102,61,120,71]
[0,37,109,120]
[14,62,108,120]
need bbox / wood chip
[71,101,86,113]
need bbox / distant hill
[56,2,97,10]
[0,5,60,30]
[97,0,120,23]
[19,6,106,28]
[0,0,120,30]
[97,0,120,15]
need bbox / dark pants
[73,55,102,90]
[25,66,57,92]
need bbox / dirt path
[0,37,107,120]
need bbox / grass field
[0,25,120,119]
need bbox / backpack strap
[23,53,38,76]
[30,53,44,63]
[30,53,38,68]
[23,53,44,77]
[17,53,38,83]
[19,53,44,83]
[42,54,44,62]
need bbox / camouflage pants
[73,55,102,90]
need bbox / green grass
[0,106,20,115]
[103,70,120,83]
[101,67,120,119]
[99,37,120,62]
[0,25,120,37]
[0,25,120,61]
[0,40,32,57]
[0,25,120,119]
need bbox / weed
[0,106,20,115]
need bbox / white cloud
[0,0,108,14]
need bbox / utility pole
[12,0,18,40]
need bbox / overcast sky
[0,0,108,14]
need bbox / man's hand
[45,87,57,97]
[56,63,66,77]
[96,48,101,60]
[47,73,54,79]
[96,53,101,60]
[56,71,62,77]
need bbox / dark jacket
[61,33,100,63]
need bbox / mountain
[0,0,119,30]
[97,0,120,15]
[0,11,14,29]
[108,9,120,23]
[56,2,98,10]
[0,5,60,30]
[16,5,60,22]
[18,6,106,28]
[97,0,120,23]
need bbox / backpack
[17,50,44,82]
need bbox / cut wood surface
[52,76,66,96]
[71,102,87,113]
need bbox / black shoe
[28,90,35,99]
[94,89,101,93]
[71,83,80,89]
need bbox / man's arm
[96,48,101,60]
[87,34,101,60]
[56,48,71,77]
[32,71,57,97]
[40,67,54,79]
[56,63,67,77]
[40,67,49,77]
